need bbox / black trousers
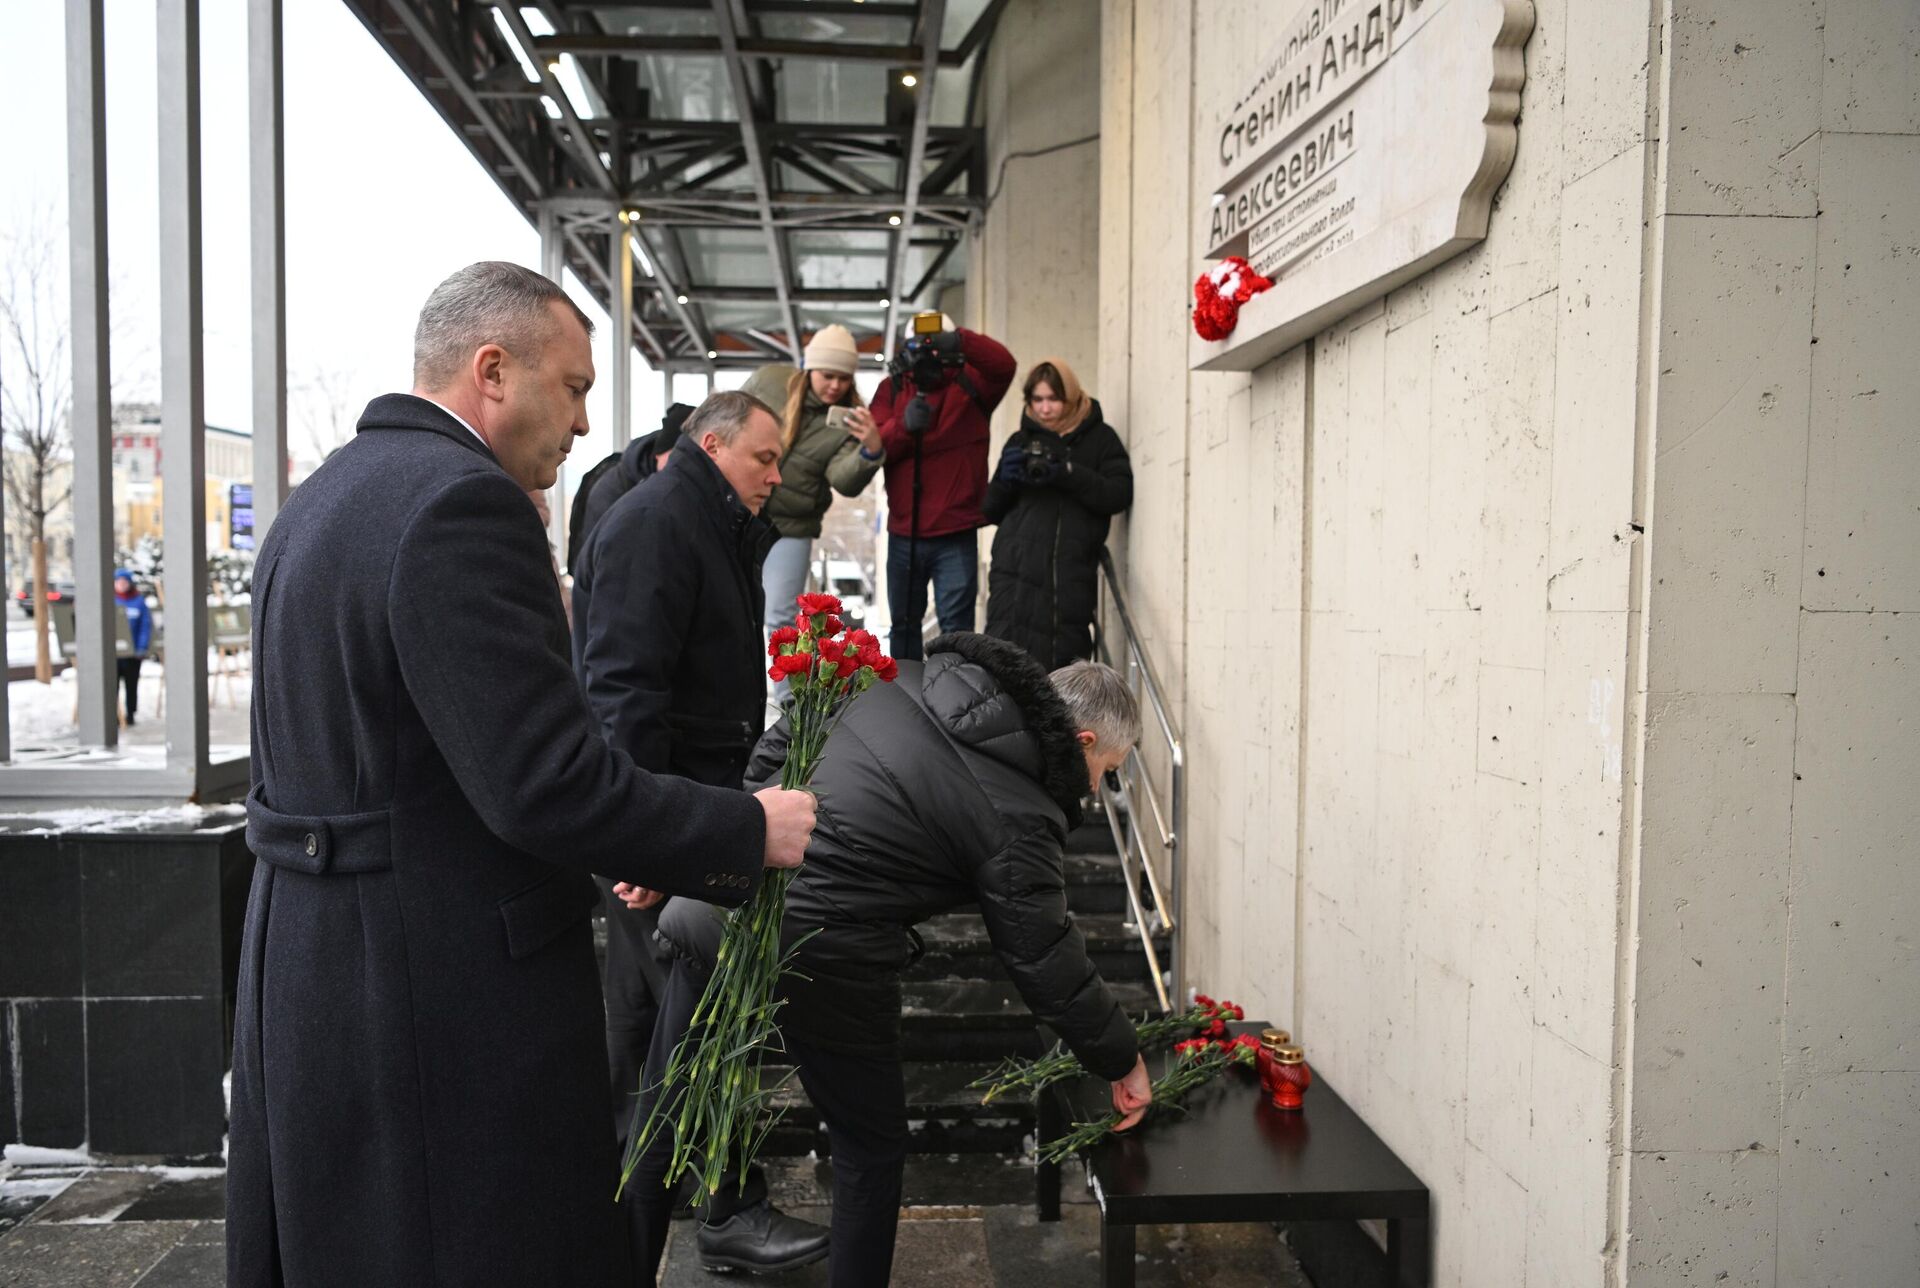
[626,931,909,1288]
[116,656,143,718]
[783,1029,909,1288]
[598,880,673,1146]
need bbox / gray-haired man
[571,390,835,1276]
[228,262,817,1287]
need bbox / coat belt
[246,783,393,875]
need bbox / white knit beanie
[802,324,860,376]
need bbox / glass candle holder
[1264,1043,1312,1110]
[1255,1029,1292,1098]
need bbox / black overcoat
[982,403,1133,669]
[227,394,766,1287]
[571,435,777,786]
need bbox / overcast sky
[1,0,727,492]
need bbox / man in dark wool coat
[226,261,818,1288]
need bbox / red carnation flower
[1191,256,1273,342]
[795,592,843,617]
[767,626,801,657]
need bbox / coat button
[303,833,318,857]
[704,874,717,886]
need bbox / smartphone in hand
[825,405,853,431]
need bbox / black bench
[1036,1022,1430,1288]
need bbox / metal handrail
[1093,549,1185,1011]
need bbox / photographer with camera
[870,313,1017,660]
[983,357,1134,669]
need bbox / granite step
[899,977,1161,1062]
[904,912,1171,985]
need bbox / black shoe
[696,1200,830,1275]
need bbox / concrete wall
[1089,1,1639,1281]
[1627,2,1920,1283]
[971,0,1103,438]
[982,0,1916,1282]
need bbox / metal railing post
[1093,550,1184,1010]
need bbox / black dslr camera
[889,312,967,424]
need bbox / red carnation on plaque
[1192,256,1274,341]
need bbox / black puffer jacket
[982,402,1133,668]
[738,632,1138,1079]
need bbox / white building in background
[112,402,255,556]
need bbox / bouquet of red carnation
[1191,256,1274,341]
[1036,1031,1262,1164]
[619,593,896,1200]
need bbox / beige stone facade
[973,0,1919,1282]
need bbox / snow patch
[3,1145,94,1168]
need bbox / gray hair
[683,390,778,446]
[413,261,594,389]
[1050,660,1141,751]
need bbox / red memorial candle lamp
[1257,1029,1313,1110]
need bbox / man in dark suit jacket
[226,261,817,1288]
[572,390,831,1276]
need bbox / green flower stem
[1033,1045,1254,1165]
[619,614,887,1202]
[970,1004,1227,1105]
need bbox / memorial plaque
[1192,0,1532,371]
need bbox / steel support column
[610,214,634,448]
[538,202,565,284]
[158,0,210,780]
[883,0,947,358]
[709,0,804,362]
[539,202,569,556]
[248,0,288,548]
[66,0,116,749]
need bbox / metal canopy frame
[342,0,1009,371]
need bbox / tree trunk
[31,534,50,684]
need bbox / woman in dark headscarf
[982,357,1134,669]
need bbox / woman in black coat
[983,357,1133,668]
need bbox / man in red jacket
[869,317,1016,659]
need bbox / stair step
[757,1059,1027,1154]
[906,912,1170,984]
[899,977,1161,1061]
[1065,818,1121,854]
[753,1151,1051,1208]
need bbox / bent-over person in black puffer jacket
[625,634,1152,1287]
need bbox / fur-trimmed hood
[922,632,1086,827]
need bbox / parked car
[15,580,78,619]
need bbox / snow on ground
[5,669,92,748]
[5,659,251,757]
[3,804,234,834]
[1,1147,93,1169]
